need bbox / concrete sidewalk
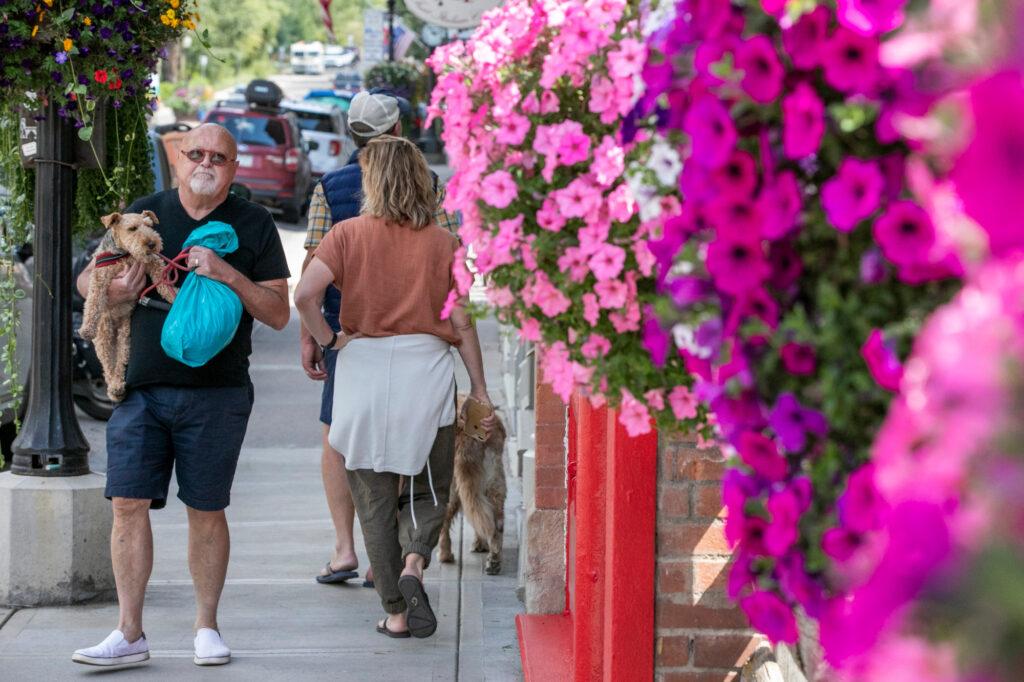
[0,235,524,680]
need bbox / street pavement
[0,218,524,681]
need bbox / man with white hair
[72,123,291,669]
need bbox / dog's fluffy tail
[455,470,496,544]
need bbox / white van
[290,42,325,75]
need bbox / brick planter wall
[522,380,567,614]
[655,433,764,682]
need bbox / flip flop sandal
[376,618,411,639]
[315,562,360,584]
[398,575,437,639]
[362,579,375,589]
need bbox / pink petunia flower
[558,247,590,283]
[782,82,825,159]
[783,6,831,71]
[607,38,647,79]
[481,170,519,209]
[588,242,627,281]
[555,177,602,218]
[684,95,738,169]
[619,389,653,436]
[837,0,907,36]
[821,158,884,232]
[595,279,629,309]
[822,27,880,94]
[781,342,816,376]
[496,113,532,146]
[581,333,612,360]
[861,329,903,391]
[557,129,593,167]
[668,385,698,420]
[537,198,568,232]
[582,292,601,326]
[737,36,785,103]
[592,135,625,188]
[871,201,936,267]
[529,272,571,318]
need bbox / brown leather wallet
[462,397,493,443]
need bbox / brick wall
[654,434,763,682]
[522,378,567,614]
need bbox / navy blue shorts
[320,284,342,426]
[105,384,255,511]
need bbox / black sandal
[398,574,437,638]
[376,618,411,639]
[315,562,359,584]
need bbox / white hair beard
[189,171,218,196]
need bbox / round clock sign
[404,0,502,29]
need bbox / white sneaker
[194,627,231,666]
[72,630,150,668]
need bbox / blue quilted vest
[320,150,363,225]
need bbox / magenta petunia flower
[713,149,758,199]
[837,464,884,533]
[769,393,828,453]
[871,201,936,267]
[736,36,784,104]
[837,0,907,36]
[782,82,825,159]
[859,247,888,283]
[684,95,738,169]
[738,431,787,481]
[768,241,803,290]
[481,170,519,209]
[860,329,903,391]
[759,171,803,239]
[951,71,1024,257]
[821,158,884,232]
[764,488,802,556]
[783,6,831,71]
[821,527,862,561]
[781,342,816,376]
[822,26,880,94]
[741,591,799,644]
[706,232,769,296]
[642,314,670,367]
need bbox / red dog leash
[138,247,192,311]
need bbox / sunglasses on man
[181,148,235,166]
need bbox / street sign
[363,8,386,68]
[404,0,502,29]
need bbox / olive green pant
[346,425,456,615]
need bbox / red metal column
[570,393,608,681]
[602,409,658,681]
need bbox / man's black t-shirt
[123,190,291,389]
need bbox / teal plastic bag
[161,222,243,368]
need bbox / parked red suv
[203,83,312,223]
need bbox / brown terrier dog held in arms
[439,397,508,575]
[78,211,177,401]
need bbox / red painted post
[570,393,608,682]
[603,409,658,681]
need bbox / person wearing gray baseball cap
[299,89,460,591]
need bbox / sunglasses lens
[186,149,204,162]
[211,153,228,166]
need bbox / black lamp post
[388,0,396,61]
[10,101,90,476]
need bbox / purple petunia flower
[55,51,69,64]
[100,27,113,40]
[769,393,828,452]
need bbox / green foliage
[365,61,428,106]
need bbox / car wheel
[281,202,301,224]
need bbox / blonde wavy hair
[360,135,437,230]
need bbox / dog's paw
[484,558,502,575]
[438,550,455,564]
[472,540,489,553]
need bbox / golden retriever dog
[439,398,508,575]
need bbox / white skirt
[328,334,456,476]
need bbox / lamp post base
[0,472,114,606]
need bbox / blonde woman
[294,135,494,638]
